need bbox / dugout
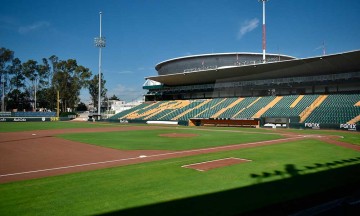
[260,116,300,128]
[189,118,260,127]
[88,114,102,121]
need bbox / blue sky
[1,0,360,102]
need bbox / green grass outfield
[0,121,121,132]
[286,128,360,145]
[57,128,283,150]
[0,122,360,215]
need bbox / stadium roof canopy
[146,50,360,86]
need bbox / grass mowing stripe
[285,128,360,145]
[0,121,120,132]
[57,128,283,150]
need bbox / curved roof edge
[155,52,297,69]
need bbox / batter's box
[182,157,252,172]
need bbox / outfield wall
[0,117,71,122]
[289,122,360,132]
[0,111,56,117]
[105,117,359,131]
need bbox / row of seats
[236,96,275,118]
[109,103,150,119]
[305,94,360,124]
[263,95,318,117]
[218,97,258,118]
[112,94,360,124]
[195,98,238,119]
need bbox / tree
[52,59,92,112]
[38,58,51,88]
[48,55,58,85]
[0,49,92,112]
[0,47,14,111]
[36,88,54,110]
[9,58,24,89]
[88,73,107,111]
[22,60,39,111]
[109,94,120,100]
[7,89,31,111]
[0,48,14,69]
[8,58,24,109]
[76,102,87,111]
[35,58,54,110]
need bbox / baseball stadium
[108,49,360,131]
[1,3,360,216]
[1,51,360,216]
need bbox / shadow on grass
[250,157,360,183]
[99,157,360,216]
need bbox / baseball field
[0,122,360,215]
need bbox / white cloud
[237,18,259,39]
[18,21,50,34]
[137,67,145,71]
[0,15,18,27]
[115,67,152,74]
[137,66,153,71]
[117,70,134,74]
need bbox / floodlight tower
[259,0,268,63]
[94,12,106,118]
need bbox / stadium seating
[235,96,276,119]
[263,95,318,118]
[218,97,257,118]
[113,94,360,125]
[109,103,151,120]
[177,100,211,120]
[195,98,238,119]
[304,94,360,124]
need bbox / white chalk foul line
[0,136,302,178]
[181,157,251,168]
[0,156,145,177]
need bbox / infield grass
[0,139,359,216]
[57,128,283,150]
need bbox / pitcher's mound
[159,133,198,138]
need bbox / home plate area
[182,157,251,172]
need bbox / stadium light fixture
[259,0,268,63]
[94,12,106,119]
